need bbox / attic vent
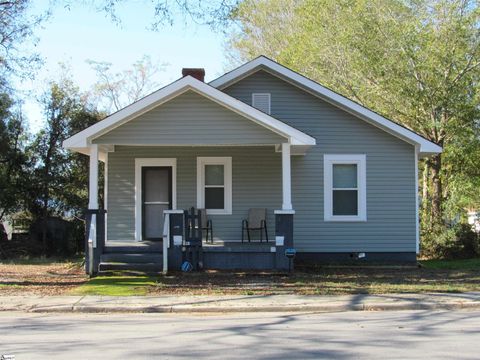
[252,93,271,114]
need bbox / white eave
[210,56,442,157]
[63,75,316,153]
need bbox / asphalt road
[0,310,479,359]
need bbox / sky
[21,1,228,132]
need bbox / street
[0,310,479,359]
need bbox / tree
[87,55,166,113]
[228,0,480,229]
[71,0,239,29]
[28,74,103,253]
[0,0,46,89]
[0,92,29,222]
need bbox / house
[467,210,480,233]
[63,56,442,275]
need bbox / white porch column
[281,142,292,210]
[88,144,99,209]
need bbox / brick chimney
[182,68,205,82]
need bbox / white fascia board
[210,57,441,155]
[62,75,316,152]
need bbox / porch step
[101,253,163,264]
[98,262,163,274]
[103,241,163,254]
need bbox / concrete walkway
[1,292,480,313]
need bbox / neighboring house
[63,56,442,275]
[467,210,480,233]
[1,212,31,241]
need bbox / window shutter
[252,93,271,114]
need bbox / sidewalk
[1,292,480,313]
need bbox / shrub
[421,223,479,259]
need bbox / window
[197,157,232,215]
[252,93,271,114]
[324,154,366,221]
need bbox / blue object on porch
[285,248,296,273]
[285,248,297,258]
[181,261,193,272]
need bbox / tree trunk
[429,154,443,226]
[421,161,430,227]
[422,162,429,200]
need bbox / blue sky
[22,1,228,131]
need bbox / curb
[25,301,480,314]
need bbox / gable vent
[252,93,271,114]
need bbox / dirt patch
[2,261,480,296]
[0,261,87,295]
[147,267,480,296]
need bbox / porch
[63,78,315,275]
[95,239,278,274]
[84,144,298,275]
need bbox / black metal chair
[198,208,213,243]
[242,208,268,243]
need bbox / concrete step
[103,241,163,254]
[101,253,163,264]
[98,262,163,274]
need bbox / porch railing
[85,209,106,276]
[162,213,170,274]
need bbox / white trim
[323,154,367,222]
[274,209,296,215]
[210,56,441,156]
[88,214,97,248]
[104,151,108,242]
[252,93,271,114]
[415,145,420,254]
[197,157,232,215]
[281,143,292,210]
[88,144,99,209]
[162,213,169,274]
[62,75,316,152]
[134,158,177,241]
[163,209,184,214]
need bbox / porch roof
[63,75,316,156]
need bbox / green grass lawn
[420,258,480,270]
[71,276,157,296]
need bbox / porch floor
[203,241,273,253]
[104,240,273,253]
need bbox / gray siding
[107,146,281,242]
[223,70,416,253]
[94,90,286,145]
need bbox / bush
[29,217,85,257]
[421,223,479,259]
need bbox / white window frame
[252,93,271,115]
[324,154,366,222]
[197,157,232,215]
[135,158,177,241]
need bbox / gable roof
[63,75,316,154]
[210,56,442,156]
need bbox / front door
[142,167,172,240]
